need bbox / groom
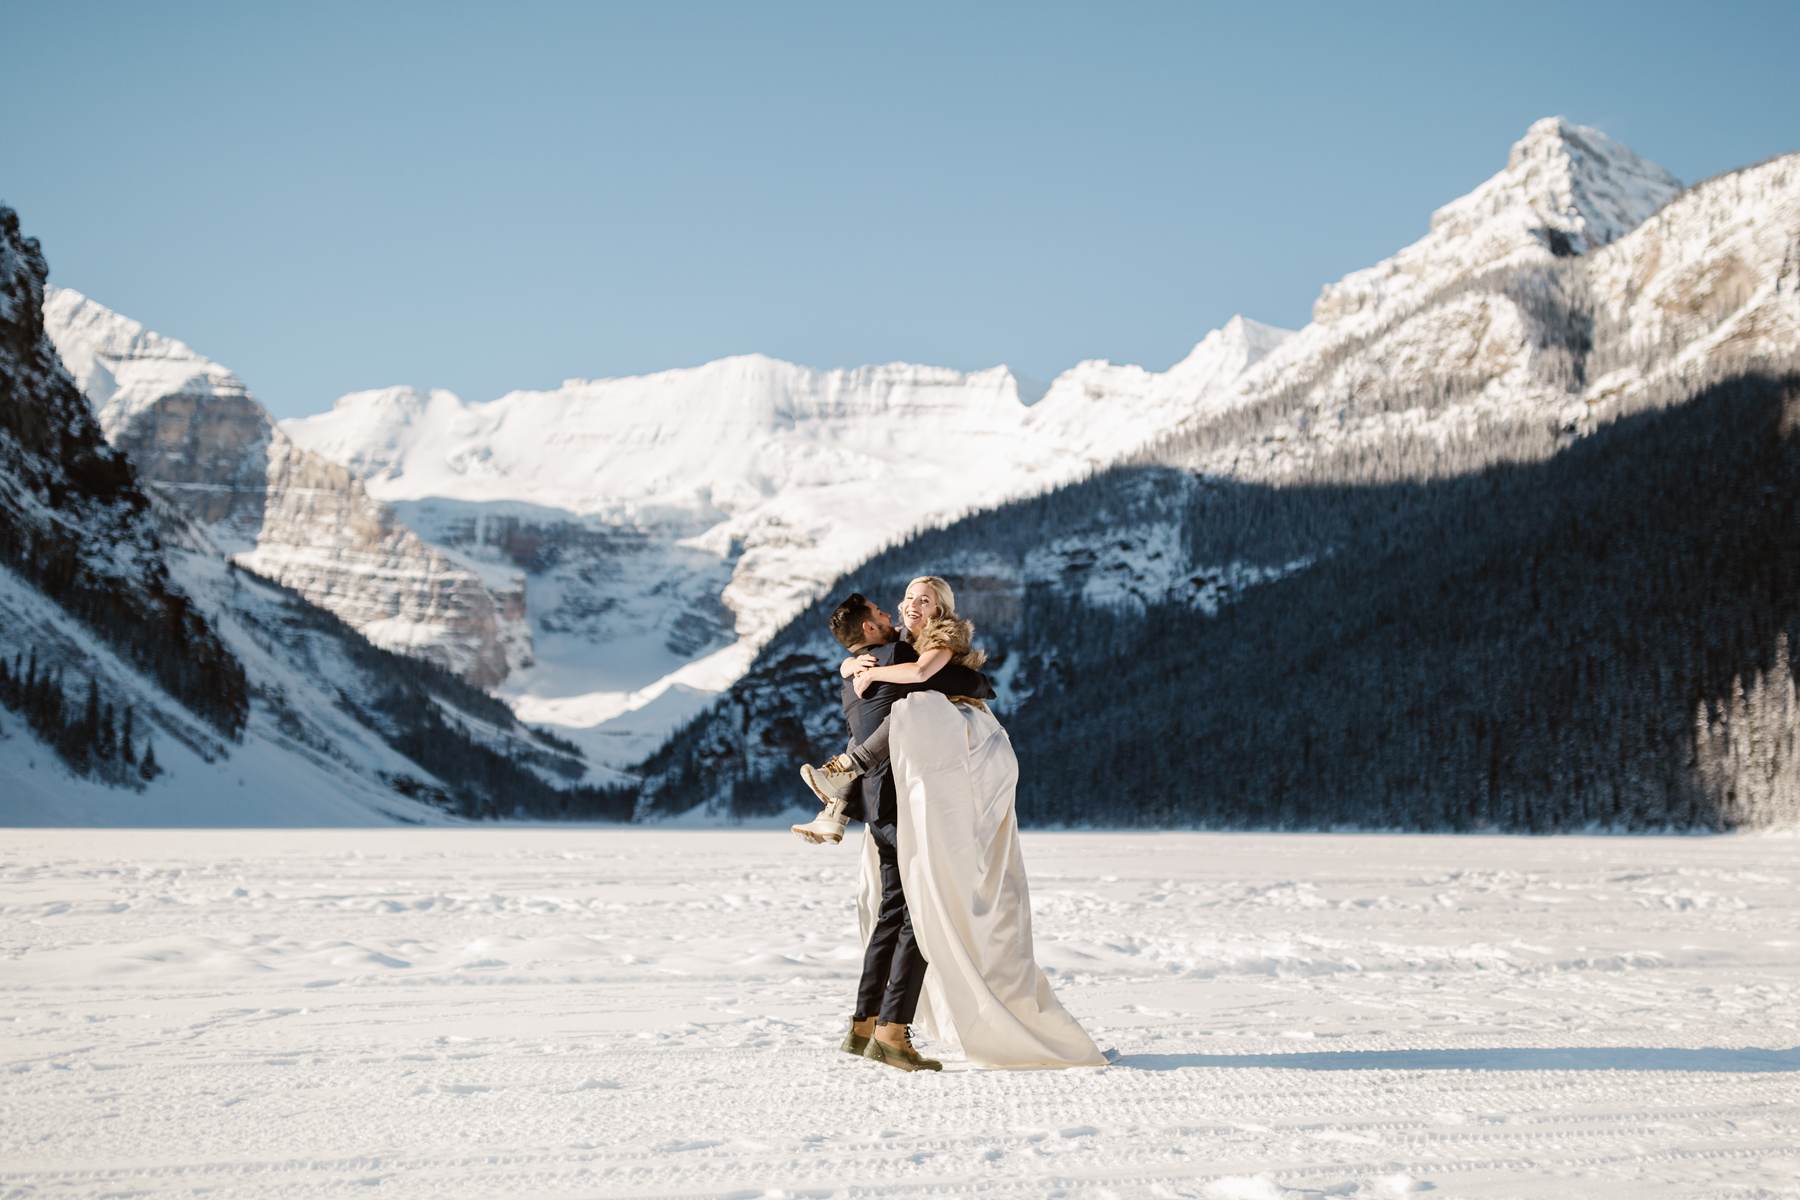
[825,591,993,1073]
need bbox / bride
[845,576,1105,1070]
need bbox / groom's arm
[845,643,912,730]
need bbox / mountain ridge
[27,117,1800,827]
[633,124,1800,830]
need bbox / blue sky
[6,2,1797,419]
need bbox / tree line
[0,650,160,785]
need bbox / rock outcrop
[43,289,525,687]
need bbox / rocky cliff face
[1584,153,1800,389]
[0,208,249,728]
[42,289,525,687]
[247,435,523,686]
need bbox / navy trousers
[854,816,927,1024]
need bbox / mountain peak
[42,287,249,439]
[1170,314,1293,376]
[1512,114,1583,155]
[1313,120,1683,329]
[1489,116,1685,251]
[1430,116,1683,253]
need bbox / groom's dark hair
[829,592,877,650]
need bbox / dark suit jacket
[841,639,994,825]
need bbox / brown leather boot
[840,1016,874,1057]
[863,1022,942,1072]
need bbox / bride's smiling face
[900,582,942,632]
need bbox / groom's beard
[856,625,902,651]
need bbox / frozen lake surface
[2,829,1797,1198]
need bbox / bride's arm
[854,647,951,692]
[838,653,877,679]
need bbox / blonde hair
[907,575,957,618]
[907,575,987,670]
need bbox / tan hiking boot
[801,756,859,806]
[840,1017,874,1057]
[790,791,850,844]
[863,1023,942,1072]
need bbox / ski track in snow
[1,830,1797,1199]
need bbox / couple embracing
[791,576,1106,1072]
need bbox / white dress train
[856,693,1105,1069]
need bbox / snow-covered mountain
[1308,117,1682,334]
[718,118,1697,628]
[1160,118,1796,484]
[639,119,1800,827]
[394,118,1706,759]
[25,113,1797,829]
[1,209,423,822]
[272,309,1289,764]
[4,207,618,823]
[36,267,1290,770]
[36,116,1717,781]
[42,290,526,687]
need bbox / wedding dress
[856,693,1105,1069]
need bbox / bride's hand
[853,670,874,697]
[839,654,876,679]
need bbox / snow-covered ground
[2,830,1796,1199]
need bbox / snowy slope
[45,287,252,440]
[0,486,603,826]
[1582,151,1800,408]
[1022,315,1292,457]
[0,555,448,826]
